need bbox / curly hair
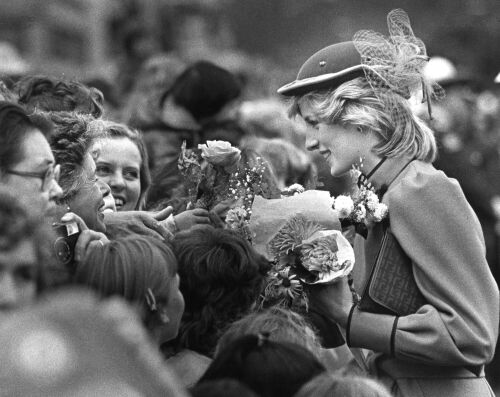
[88,120,151,210]
[288,77,437,162]
[45,112,95,202]
[15,75,104,118]
[172,226,270,356]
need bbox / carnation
[365,190,379,212]
[371,203,388,222]
[301,233,339,274]
[334,195,354,219]
[353,204,367,223]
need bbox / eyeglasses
[6,164,61,192]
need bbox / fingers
[153,223,175,241]
[152,206,174,221]
[208,211,225,228]
[194,216,212,224]
[60,212,89,231]
[173,209,212,231]
[211,198,237,217]
[74,230,108,262]
[190,208,210,217]
[141,213,174,240]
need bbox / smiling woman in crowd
[91,121,150,212]
[48,112,111,234]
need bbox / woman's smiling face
[299,100,379,177]
[95,137,142,211]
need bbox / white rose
[198,140,241,171]
[334,195,354,219]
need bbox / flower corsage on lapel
[332,166,388,239]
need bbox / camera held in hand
[53,222,80,266]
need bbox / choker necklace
[357,157,387,189]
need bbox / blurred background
[1,0,499,95]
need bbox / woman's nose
[107,172,125,190]
[49,179,64,200]
[305,135,320,152]
[97,179,111,197]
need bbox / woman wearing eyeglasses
[0,101,63,216]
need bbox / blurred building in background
[0,0,499,91]
[0,0,121,79]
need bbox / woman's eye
[96,165,111,175]
[305,119,319,129]
[124,170,139,180]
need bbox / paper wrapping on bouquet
[249,190,341,261]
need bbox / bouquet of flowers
[178,140,278,241]
[250,189,353,311]
[268,215,354,283]
[332,166,388,238]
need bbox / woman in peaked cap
[278,9,498,397]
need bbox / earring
[358,156,365,170]
[145,288,158,312]
[159,310,170,324]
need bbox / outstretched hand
[174,208,211,231]
[208,199,238,228]
[103,208,174,240]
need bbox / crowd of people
[0,8,499,397]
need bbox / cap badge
[319,61,326,67]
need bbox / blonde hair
[289,77,437,162]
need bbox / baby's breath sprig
[227,156,267,218]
